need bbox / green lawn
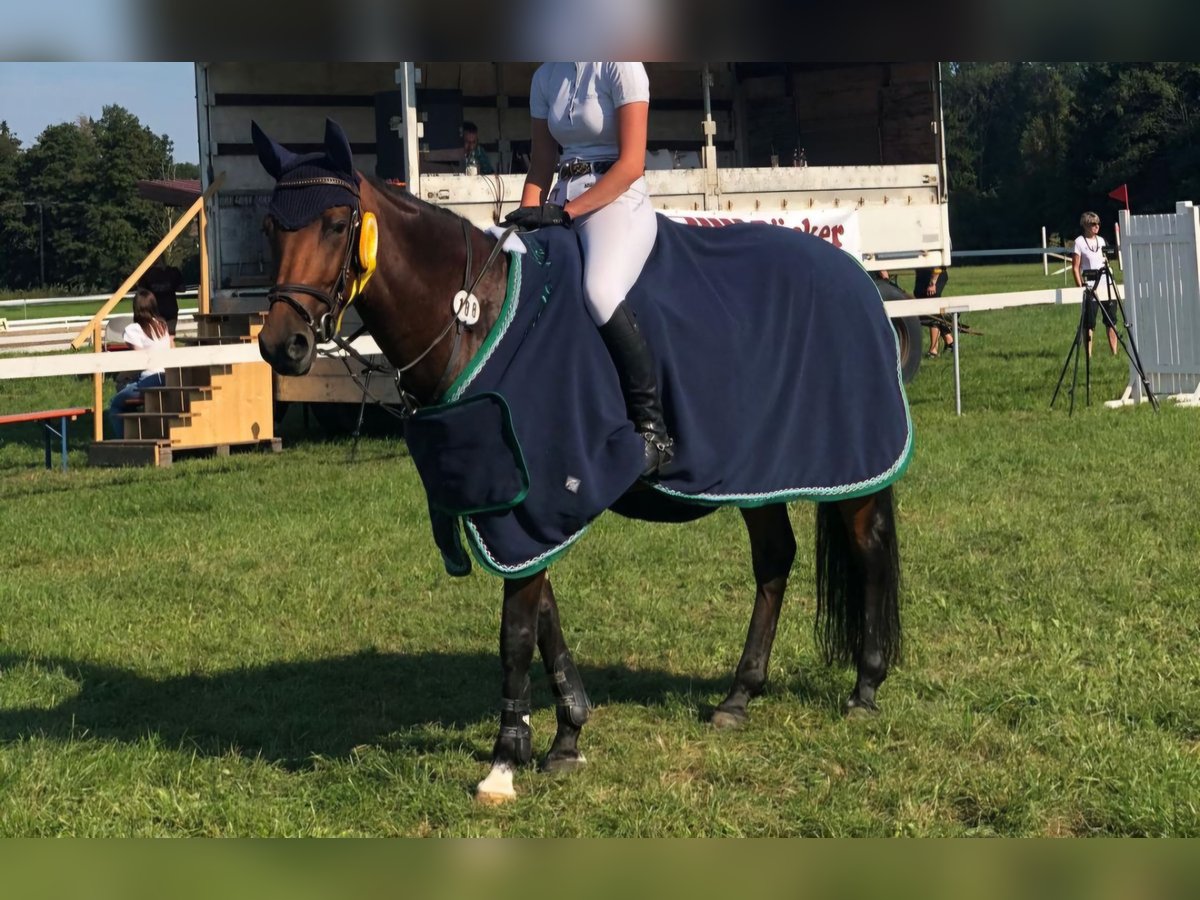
[0,298,200,321]
[0,266,1195,836]
[890,261,1119,296]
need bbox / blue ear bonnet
[252,118,361,229]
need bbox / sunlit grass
[0,297,200,321]
[0,265,1196,835]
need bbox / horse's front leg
[536,576,590,774]
[476,572,543,804]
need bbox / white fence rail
[0,335,383,380]
[1119,201,1200,403]
[0,289,1092,382]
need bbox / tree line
[945,62,1200,251]
[0,105,198,293]
[3,65,1200,292]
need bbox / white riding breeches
[549,173,658,326]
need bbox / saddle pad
[412,216,913,578]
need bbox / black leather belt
[558,159,615,179]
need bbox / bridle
[267,176,376,345]
[265,174,516,406]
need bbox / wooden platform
[91,312,280,467]
[88,437,282,468]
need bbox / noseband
[267,176,375,344]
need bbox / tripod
[1050,261,1159,414]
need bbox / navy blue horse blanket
[403,216,913,578]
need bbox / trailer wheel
[872,275,923,384]
[893,315,923,384]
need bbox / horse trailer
[195,62,949,421]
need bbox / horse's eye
[330,220,349,235]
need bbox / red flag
[1108,184,1130,209]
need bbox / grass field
[0,297,200,321]
[1,264,1197,836]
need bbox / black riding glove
[503,203,572,230]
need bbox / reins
[277,196,516,416]
[265,168,515,416]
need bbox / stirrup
[639,430,675,479]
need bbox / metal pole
[38,202,45,287]
[946,304,969,416]
[700,64,718,192]
[702,64,713,122]
[1042,225,1048,276]
[953,313,962,415]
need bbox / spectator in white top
[1072,211,1118,357]
[106,289,173,438]
[504,62,673,478]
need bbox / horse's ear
[251,120,295,180]
[323,118,355,177]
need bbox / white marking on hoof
[475,764,516,804]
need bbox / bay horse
[253,120,903,804]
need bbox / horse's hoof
[475,789,517,806]
[711,708,747,730]
[843,699,879,720]
[475,764,516,804]
[541,753,588,776]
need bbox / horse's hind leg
[818,487,902,715]
[713,503,796,729]
[536,576,590,774]
[476,572,543,804]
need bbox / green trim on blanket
[650,412,912,506]
[441,250,523,404]
[462,515,592,579]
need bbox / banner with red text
[662,208,862,259]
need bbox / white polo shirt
[530,62,650,163]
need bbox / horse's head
[252,118,377,376]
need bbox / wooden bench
[0,407,92,471]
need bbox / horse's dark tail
[814,486,902,668]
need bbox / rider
[504,61,674,478]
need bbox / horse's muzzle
[259,330,314,376]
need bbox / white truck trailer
[195,62,949,424]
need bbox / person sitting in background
[914,266,952,357]
[106,290,173,438]
[421,121,496,175]
[138,264,184,335]
[461,121,494,175]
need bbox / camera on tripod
[1051,246,1159,413]
[1081,262,1114,293]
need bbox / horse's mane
[364,175,496,245]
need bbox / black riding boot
[597,302,675,478]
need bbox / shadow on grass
[0,648,808,769]
[0,401,409,479]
